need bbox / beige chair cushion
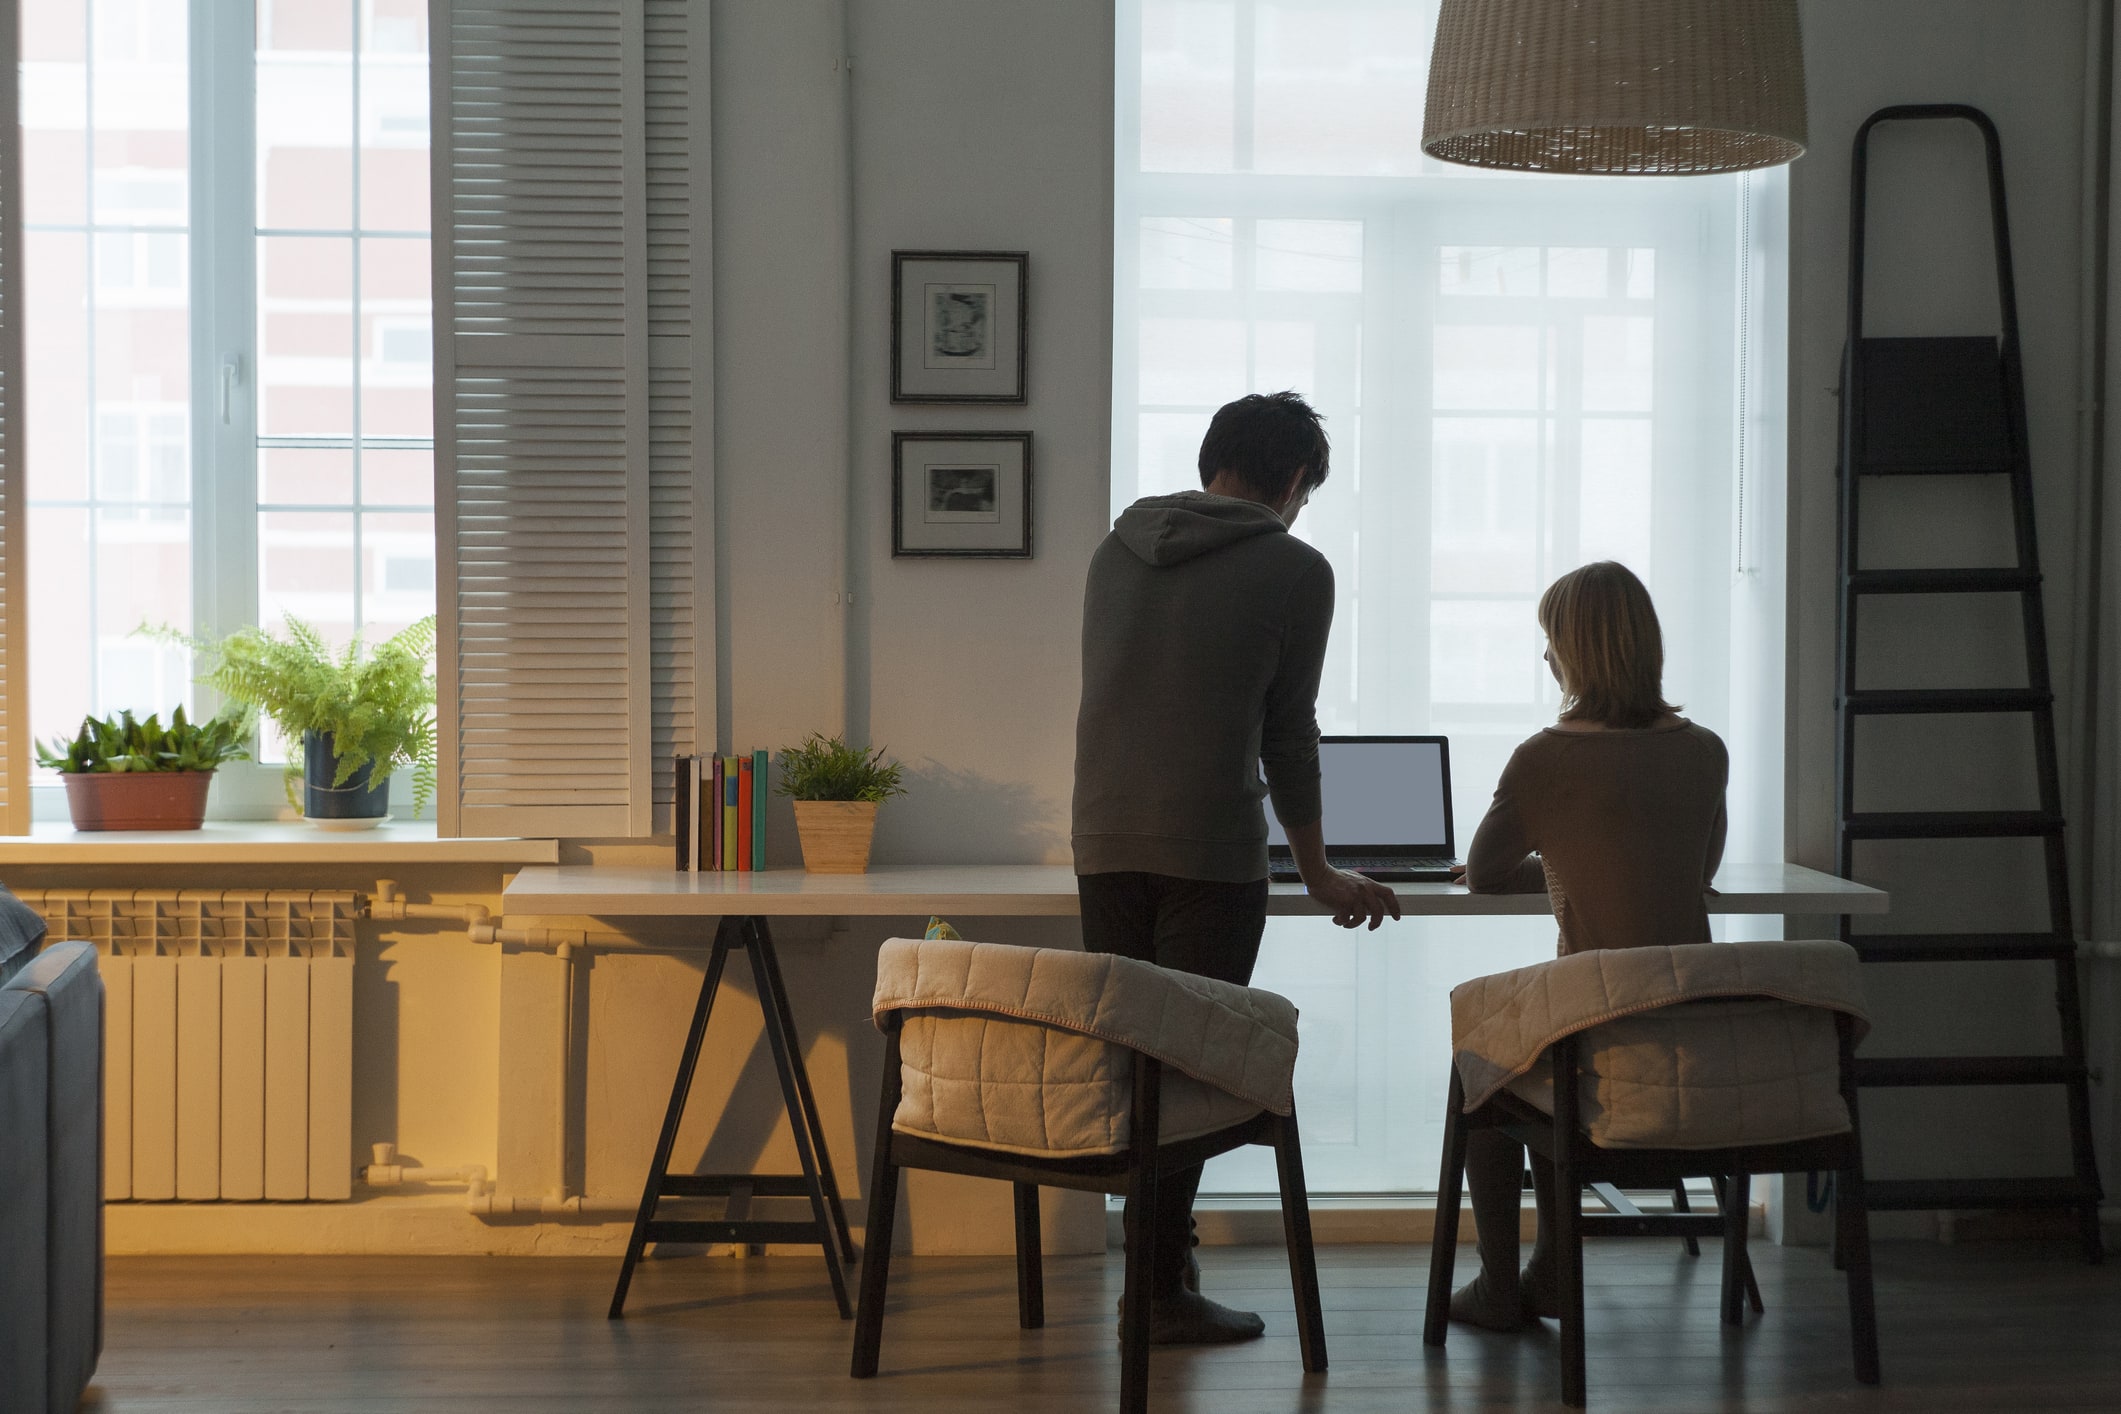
[874,937,1298,1160]
[1452,939,1869,1150]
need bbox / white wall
[848,3,1116,871]
[1787,0,2112,1234]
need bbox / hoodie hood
[1112,491,1287,567]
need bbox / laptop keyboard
[1270,856,1460,882]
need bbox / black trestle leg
[1013,1183,1044,1330]
[609,922,734,1320]
[1672,1179,1701,1257]
[749,924,852,1319]
[751,918,857,1263]
[1712,1172,1765,1314]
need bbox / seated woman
[1448,560,1728,1332]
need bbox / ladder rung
[1848,932,2077,962]
[1861,1177,2101,1212]
[1847,568,2039,594]
[1841,688,2050,715]
[1854,1056,2083,1087]
[1843,810,2062,840]
[1855,457,2015,477]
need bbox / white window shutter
[431,0,712,838]
[0,14,26,835]
[645,0,714,824]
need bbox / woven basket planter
[792,801,879,874]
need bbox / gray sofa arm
[3,941,104,1412]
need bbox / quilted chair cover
[1450,939,1869,1150]
[873,937,1299,1160]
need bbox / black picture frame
[892,431,1033,559]
[890,250,1028,404]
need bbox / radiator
[18,890,358,1202]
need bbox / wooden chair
[850,1008,1328,1414]
[1423,1010,1879,1407]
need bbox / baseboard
[108,1194,637,1257]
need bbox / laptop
[1265,735,1460,884]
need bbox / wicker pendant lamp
[1422,0,1807,175]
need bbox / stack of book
[674,752,769,872]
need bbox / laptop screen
[1264,736,1453,855]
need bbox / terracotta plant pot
[61,771,215,831]
[791,800,879,874]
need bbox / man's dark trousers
[1076,870,1269,1296]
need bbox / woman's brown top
[1464,720,1728,955]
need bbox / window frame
[26,0,435,821]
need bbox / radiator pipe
[366,880,586,950]
[360,1143,492,1203]
[465,1192,636,1216]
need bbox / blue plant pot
[303,731,391,820]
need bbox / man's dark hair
[1196,391,1330,501]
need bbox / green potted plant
[183,616,437,826]
[37,705,252,831]
[774,733,905,874]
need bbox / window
[19,0,432,814]
[1117,0,1788,1194]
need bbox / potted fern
[37,705,251,831]
[775,733,905,873]
[185,616,437,826]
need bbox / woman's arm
[1462,745,1547,894]
[1701,731,1729,890]
[1702,797,1728,890]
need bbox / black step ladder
[1837,104,2103,1263]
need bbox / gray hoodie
[1072,491,1333,882]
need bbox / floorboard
[86,1240,2121,1411]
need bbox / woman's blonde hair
[1537,561,1678,729]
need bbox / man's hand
[1280,814,1401,927]
[1307,866,1401,930]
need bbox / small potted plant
[183,616,437,826]
[774,733,905,874]
[37,705,252,831]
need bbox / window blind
[0,9,26,835]
[430,0,712,838]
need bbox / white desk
[503,861,1887,919]
[546,860,1885,1324]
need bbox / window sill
[0,820,559,865]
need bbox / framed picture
[892,432,1033,558]
[891,251,1028,403]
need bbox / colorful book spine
[722,755,740,871]
[737,757,755,871]
[751,748,768,871]
[674,754,693,872]
[693,756,707,870]
[708,755,724,870]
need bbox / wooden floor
[89,1240,2121,1412]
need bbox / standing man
[1073,390,1400,1345]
